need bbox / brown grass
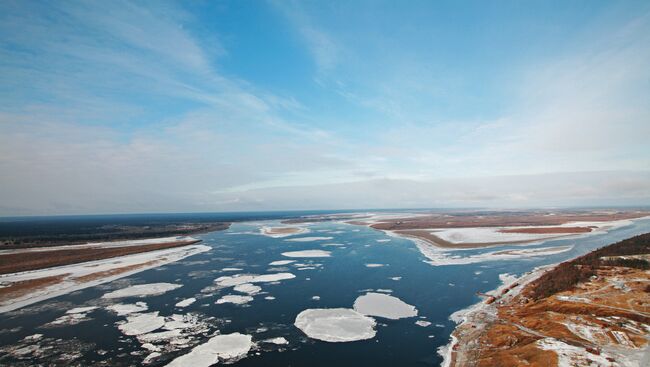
[0,274,69,302]
[73,260,159,282]
[370,212,648,231]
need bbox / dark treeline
[528,232,650,300]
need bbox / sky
[1,0,649,215]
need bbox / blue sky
[1,0,649,215]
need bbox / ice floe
[268,260,295,266]
[106,302,148,316]
[294,308,376,342]
[233,283,262,295]
[263,337,289,345]
[102,283,182,299]
[118,312,165,335]
[166,332,253,367]
[66,306,98,314]
[353,292,418,320]
[215,273,296,289]
[365,263,384,268]
[215,295,254,305]
[281,250,331,258]
[415,320,432,327]
[175,298,196,308]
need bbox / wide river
[1,214,649,366]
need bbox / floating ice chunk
[252,273,296,283]
[389,277,402,281]
[175,298,196,308]
[23,334,43,341]
[376,239,391,243]
[102,283,182,299]
[138,329,183,343]
[166,333,253,367]
[222,268,243,272]
[263,337,289,345]
[143,351,161,364]
[353,293,418,320]
[312,296,320,301]
[215,295,254,305]
[365,264,384,268]
[215,275,257,287]
[295,308,376,342]
[106,302,148,316]
[269,260,295,266]
[281,250,331,258]
[66,306,98,314]
[285,237,333,242]
[234,283,261,295]
[264,296,276,300]
[415,320,432,327]
[215,273,296,288]
[49,312,89,326]
[118,312,165,336]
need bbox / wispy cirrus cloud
[1,1,649,215]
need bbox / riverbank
[442,233,650,367]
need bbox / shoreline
[439,266,553,366]
[441,232,650,366]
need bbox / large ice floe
[281,250,331,258]
[353,292,418,319]
[294,308,377,342]
[102,283,182,299]
[166,332,253,367]
[118,312,166,335]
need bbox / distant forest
[528,232,650,300]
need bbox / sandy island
[364,210,650,249]
[0,237,208,313]
[260,226,310,238]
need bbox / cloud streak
[0,1,649,215]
